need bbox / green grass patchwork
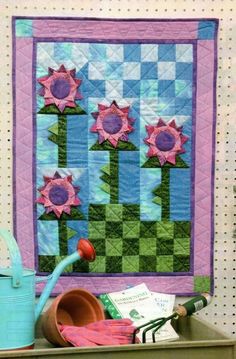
[123,238,139,255]
[123,221,140,238]
[106,204,123,222]
[89,221,106,239]
[106,238,123,256]
[173,255,190,272]
[122,256,139,272]
[156,239,174,255]
[139,238,156,255]
[156,221,174,239]
[106,256,122,273]
[174,221,191,238]
[89,204,106,221]
[91,238,106,255]
[89,256,106,272]
[194,276,211,292]
[139,255,157,272]
[156,255,173,272]
[174,238,190,255]
[106,221,123,238]
[140,221,157,238]
[38,255,55,272]
[73,259,89,273]
[123,204,140,221]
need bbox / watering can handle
[0,229,23,288]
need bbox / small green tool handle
[176,293,212,317]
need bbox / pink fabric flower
[144,119,188,166]
[38,65,82,112]
[90,101,135,148]
[36,171,81,218]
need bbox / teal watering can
[0,228,96,351]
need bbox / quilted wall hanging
[13,17,218,296]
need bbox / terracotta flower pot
[41,288,105,346]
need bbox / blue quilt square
[158,44,176,62]
[106,62,123,79]
[158,80,175,97]
[89,43,106,61]
[176,63,193,81]
[124,44,141,62]
[15,19,33,37]
[123,80,140,97]
[175,80,192,98]
[157,97,175,116]
[175,98,192,116]
[198,20,217,40]
[87,80,105,97]
[140,80,158,98]
[141,62,158,79]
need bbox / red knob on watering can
[77,238,96,262]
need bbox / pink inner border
[15,38,35,269]
[14,18,216,295]
[194,40,215,276]
[33,19,199,40]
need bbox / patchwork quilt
[13,17,218,295]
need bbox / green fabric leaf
[101,164,110,175]
[48,122,58,135]
[152,196,162,205]
[90,140,138,151]
[38,104,86,115]
[142,155,189,168]
[38,207,85,220]
[48,133,58,144]
[100,173,111,184]
[66,227,77,240]
[100,183,110,194]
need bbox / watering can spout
[35,238,95,323]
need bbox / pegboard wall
[0,0,235,337]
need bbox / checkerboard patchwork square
[124,44,141,62]
[141,62,158,79]
[141,44,158,62]
[123,62,141,80]
[122,256,139,272]
[106,44,124,62]
[158,62,176,80]
[88,62,106,80]
[140,80,158,98]
[176,44,193,63]
[123,238,140,255]
[106,238,123,256]
[158,44,176,62]
[106,62,123,80]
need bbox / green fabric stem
[110,151,119,204]
[58,220,68,256]
[58,114,67,168]
[161,168,170,220]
